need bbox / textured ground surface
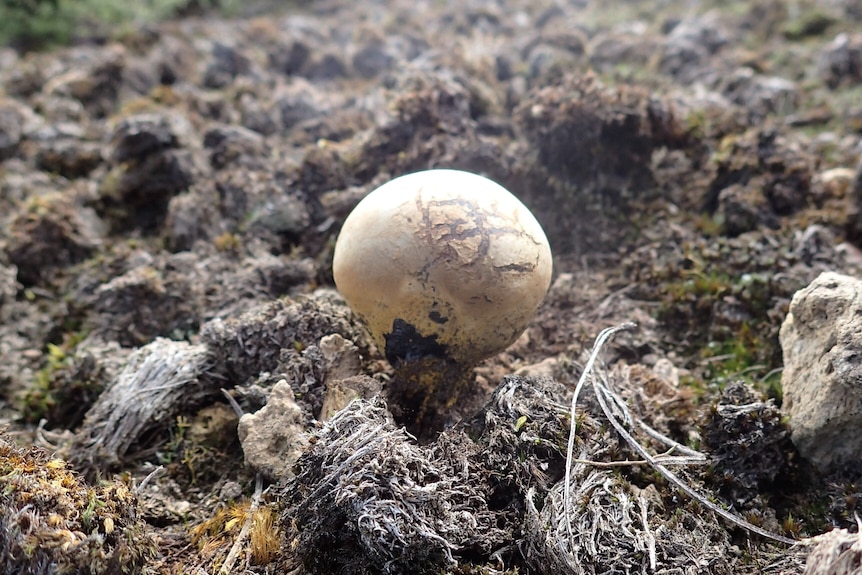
[1,0,862,573]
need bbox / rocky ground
[2,0,862,573]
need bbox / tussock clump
[200,289,370,386]
[469,375,573,493]
[700,381,795,507]
[803,525,862,575]
[277,397,508,575]
[71,338,212,472]
[524,462,736,575]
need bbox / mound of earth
[1,0,862,573]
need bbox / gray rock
[0,100,33,161]
[238,93,279,136]
[233,254,315,300]
[6,193,103,286]
[148,34,197,87]
[317,334,376,420]
[104,149,197,216]
[109,112,193,163]
[818,33,862,89]
[350,31,426,80]
[202,124,265,169]
[719,68,799,120]
[352,40,396,78]
[275,79,330,129]
[101,112,201,233]
[305,52,349,81]
[89,260,202,347]
[162,189,218,252]
[780,271,862,471]
[35,139,103,178]
[2,54,52,98]
[657,37,709,83]
[657,14,729,83]
[203,42,251,89]
[715,182,779,236]
[248,191,311,236]
[666,14,729,54]
[42,45,126,119]
[0,263,18,310]
[268,38,312,77]
[0,100,25,160]
[30,94,86,123]
[238,379,307,480]
[0,48,17,76]
[525,43,583,83]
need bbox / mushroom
[333,169,553,435]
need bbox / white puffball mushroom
[333,168,553,372]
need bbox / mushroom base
[387,356,473,442]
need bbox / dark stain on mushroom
[428,310,448,324]
[384,318,449,365]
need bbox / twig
[595,284,635,318]
[759,367,783,383]
[638,420,705,460]
[639,494,656,571]
[34,418,74,451]
[571,458,648,468]
[221,388,245,418]
[572,446,705,468]
[136,465,165,493]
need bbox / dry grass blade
[218,474,264,575]
[563,322,798,550]
[564,322,637,541]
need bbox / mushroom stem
[387,356,472,441]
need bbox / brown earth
[2,0,862,573]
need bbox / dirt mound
[1,0,862,573]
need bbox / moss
[782,10,837,40]
[21,334,107,429]
[0,435,156,574]
[645,240,787,402]
[0,0,247,51]
[158,408,242,488]
[213,232,241,253]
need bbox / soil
[2,0,862,573]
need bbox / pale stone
[238,380,307,481]
[780,271,862,471]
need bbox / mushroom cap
[333,169,553,369]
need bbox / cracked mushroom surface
[333,169,552,430]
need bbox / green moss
[653,251,783,401]
[697,323,782,399]
[0,0,247,50]
[159,409,243,488]
[21,333,106,429]
[783,10,837,40]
